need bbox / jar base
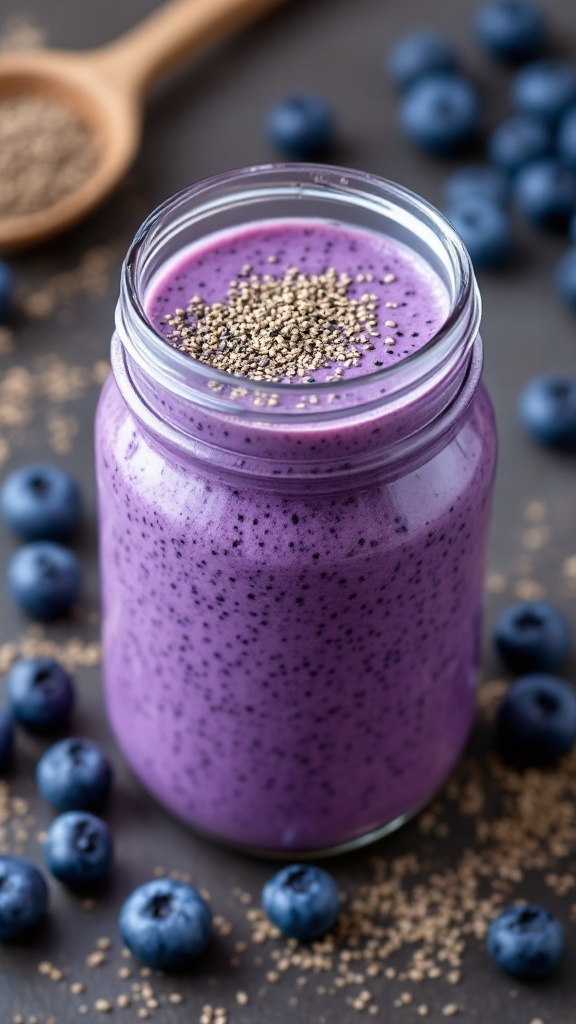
[167,795,436,861]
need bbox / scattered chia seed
[164,265,382,382]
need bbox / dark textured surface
[0,0,575,1021]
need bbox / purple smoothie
[96,215,496,853]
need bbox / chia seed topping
[164,265,383,382]
[148,220,450,382]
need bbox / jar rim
[117,162,481,422]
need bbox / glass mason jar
[95,164,497,856]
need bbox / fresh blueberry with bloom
[36,738,113,812]
[399,73,481,154]
[555,247,576,309]
[512,59,576,124]
[487,904,565,978]
[519,375,576,449]
[443,165,509,206]
[266,94,334,159]
[558,107,576,171]
[387,30,458,90]
[7,541,82,621]
[475,1,547,63]
[0,710,13,766]
[0,855,49,940]
[496,674,576,767]
[446,196,513,269]
[0,261,13,325]
[262,864,340,941]
[6,657,75,733]
[513,159,576,230]
[44,811,113,888]
[488,114,553,175]
[119,878,212,970]
[493,601,571,673]
[0,464,82,542]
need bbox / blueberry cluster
[0,652,116,934]
[387,4,576,451]
[492,600,576,766]
[481,598,575,977]
[489,605,576,980]
[117,862,339,969]
[0,463,83,620]
[0,466,118,938]
[0,509,215,964]
[388,3,576,281]
[0,699,217,966]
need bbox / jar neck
[113,164,482,489]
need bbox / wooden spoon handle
[90,0,289,95]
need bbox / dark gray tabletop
[0,0,576,1021]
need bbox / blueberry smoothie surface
[96,216,497,853]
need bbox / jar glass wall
[95,164,497,855]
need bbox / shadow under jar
[95,164,497,856]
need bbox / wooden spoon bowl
[0,0,288,251]
[0,50,140,250]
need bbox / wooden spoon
[0,0,289,250]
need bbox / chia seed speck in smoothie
[96,166,497,854]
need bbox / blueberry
[44,811,113,888]
[262,864,340,941]
[555,247,576,309]
[513,159,576,229]
[519,375,576,448]
[488,115,553,175]
[0,710,13,767]
[119,878,212,970]
[558,107,576,171]
[512,59,576,124]
[443,165,509,206]
[487,904,565,977]
[36,738,113,812]
[7,541,81,621]
[496,674,576,766]
[475,1,547,63]
[446,196,513,269]
[387,31,458,90]
[399,74,481,154]
[494,601,571,672]
[0,464,82,542]
[6,657,75,733]
[571,213,576,246]
[0,855,49,940]
[0,261,13,325]
[266,94,334,159]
